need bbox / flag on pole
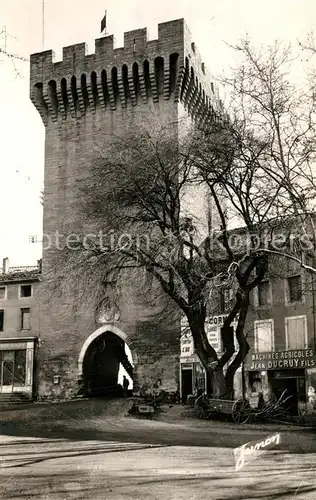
[101,10,107,34]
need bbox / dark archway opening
[82,332,133,397]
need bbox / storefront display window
[0,350,27,389]
[14,350,26,386]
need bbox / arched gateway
[78,326,134,396]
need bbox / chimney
[2,257,9,274]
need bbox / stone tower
[30,18,217,400]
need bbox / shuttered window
[254,320,274,352]
[285,316,307,349]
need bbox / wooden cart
[194,389,297,425]
[194,395,251,424]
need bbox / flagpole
[101,10,107,37]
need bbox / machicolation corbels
[30,18,219,127]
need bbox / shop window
[285,316,307,350]
[21,308,31,330]
[287,275,302,303]
[254,319,274,352]
[1,351,14,386]
[0,287,6,300]
[0,310,3,331]
[20,284,32,298]
[14,350,26,386]
[258,281,270,306]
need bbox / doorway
[268,370,305,416]
[82,331,133,397]
[181,366,193,403]
[1,351,14,393]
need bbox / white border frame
[285,315,307,350]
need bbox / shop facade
[0,259,40,399]
[0,337,37,396]
[244,348,316,415]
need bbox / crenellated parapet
[30,18,219,126]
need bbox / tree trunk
[210,367,227,398]
[225,294,250,398]
[188,312,228,398]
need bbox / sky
[0,0,315,266]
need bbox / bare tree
[52,116,270,399]
[0,27,29,77]
[54,39,315,400]
[218,39,316,274]
[299,31,316,58]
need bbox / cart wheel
[194,405,206,419]
[298,405,308,425]
[232,399,251,424]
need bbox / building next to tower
[180,251,316,416]
[0,258,41,402]
[29,18,219,400]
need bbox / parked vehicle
[194,389,300,425]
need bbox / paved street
[0,401,315,498]
[0,433,316,499]
[1,399,315,453]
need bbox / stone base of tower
[35,354,79,401]
[35,352,179,402]
[132,354,179,396]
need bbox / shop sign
[181,354,200,364]
[0,343,27,350]
[181,362,194,369]
[245,349,316,371]
[208,314,239,326]
[207,325,221,352]
[181,315,239,358]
